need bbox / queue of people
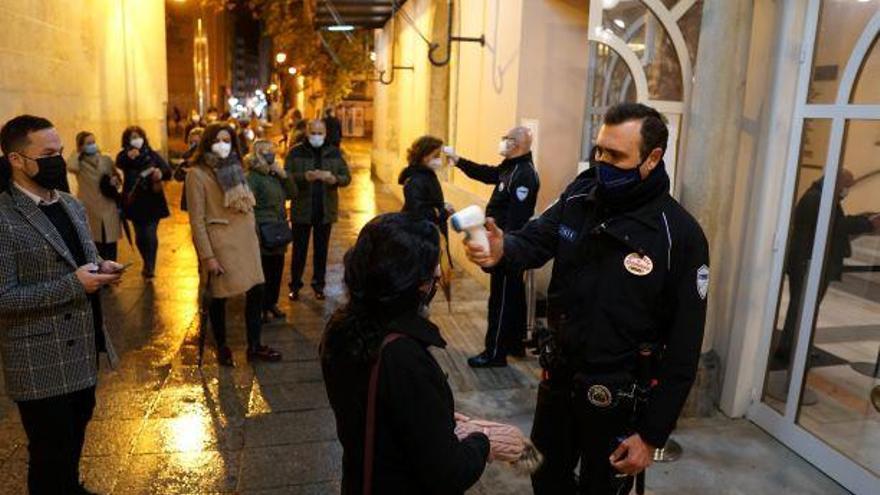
[0,102,709,495]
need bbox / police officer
[465,103,709,494]
[448,126,540,367]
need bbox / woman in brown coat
[67,131,122,261]
[185,123,282,366]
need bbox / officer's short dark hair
[603,103,668,160]
[0,115,54,156]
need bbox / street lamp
[275,52,287,64]
[287,67,297,75]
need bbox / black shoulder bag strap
[363,332,406,495]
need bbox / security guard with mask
[465,103,709,494]
[447,126,540,367]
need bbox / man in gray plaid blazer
[0,115,123,494]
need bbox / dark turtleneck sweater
[38,202,105,353]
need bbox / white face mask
[498,139,511,157]
[309,135,326,148]
[212,141,232,159]
[130,137,144,150]
[427,157,443,170]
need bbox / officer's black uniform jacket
[455,152,539,231]
[502,164,709,448]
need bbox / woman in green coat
[246,139,295,322]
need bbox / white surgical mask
[245,129,255,141]
[498,139,510,157]
[309,135,326,148]
[130,137,145,150]
[84,143,99,155]
[212,141,232,159]
[427,157,443,170]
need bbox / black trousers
[484,270,527,358]
[95,241,118,262]
[209,284,264,349]
[17,386,96,494]
[132,220,159,274]
[290,222,332,292]
[775,267,831,364]
[531,380,635,495]
[261,253,285,310]
[95,223,118,261]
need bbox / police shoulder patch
[516,186,529,202]
[697,265,709,300]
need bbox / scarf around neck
[204,152,255,213]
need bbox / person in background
[228,118,250,156]
[321,213,491,494]
[399,135,454,238]
[0,115,122,495]
[174,127,205,212]
[185,123,282,366]
[773,169,880,366]
[285,119,351,301]
[289,118,308,151]
[116,126,172,279]
[184,109,204,139]
[447,126,540,367]
[68,131,122,261]
[246,139,294,323]
[323,107,343,148]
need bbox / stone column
[677,0,755,416]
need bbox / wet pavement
[0,140,851,494]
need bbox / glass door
[752,1,880,494]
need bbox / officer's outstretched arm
[636,225,710,449]
[455,158,500,185]
[502,197,563,271]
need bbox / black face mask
[24,154,68,191]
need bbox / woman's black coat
[399,165,449,237]
[116,145,172,223]
[321,311,490,494]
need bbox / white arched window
[581,0,704,189]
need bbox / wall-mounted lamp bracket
[375,65,414,85]
[428,1,486,67]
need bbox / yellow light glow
[275,52,287,64]
[269,83,278,91]
[287,67,297,75]
[168,412,209,453]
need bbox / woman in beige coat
[67,131,122,261]
[185,123,282,366]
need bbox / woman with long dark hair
[116,125,172,278]
[321,213,490,494]
[185,123,282,366]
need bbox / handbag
[258,220,293,249]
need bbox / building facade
[0,0,169,156]
[370,1,880,493]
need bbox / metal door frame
[747,1,880,493]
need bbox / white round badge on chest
[623,252,653,276]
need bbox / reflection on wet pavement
[0,140,539,494]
